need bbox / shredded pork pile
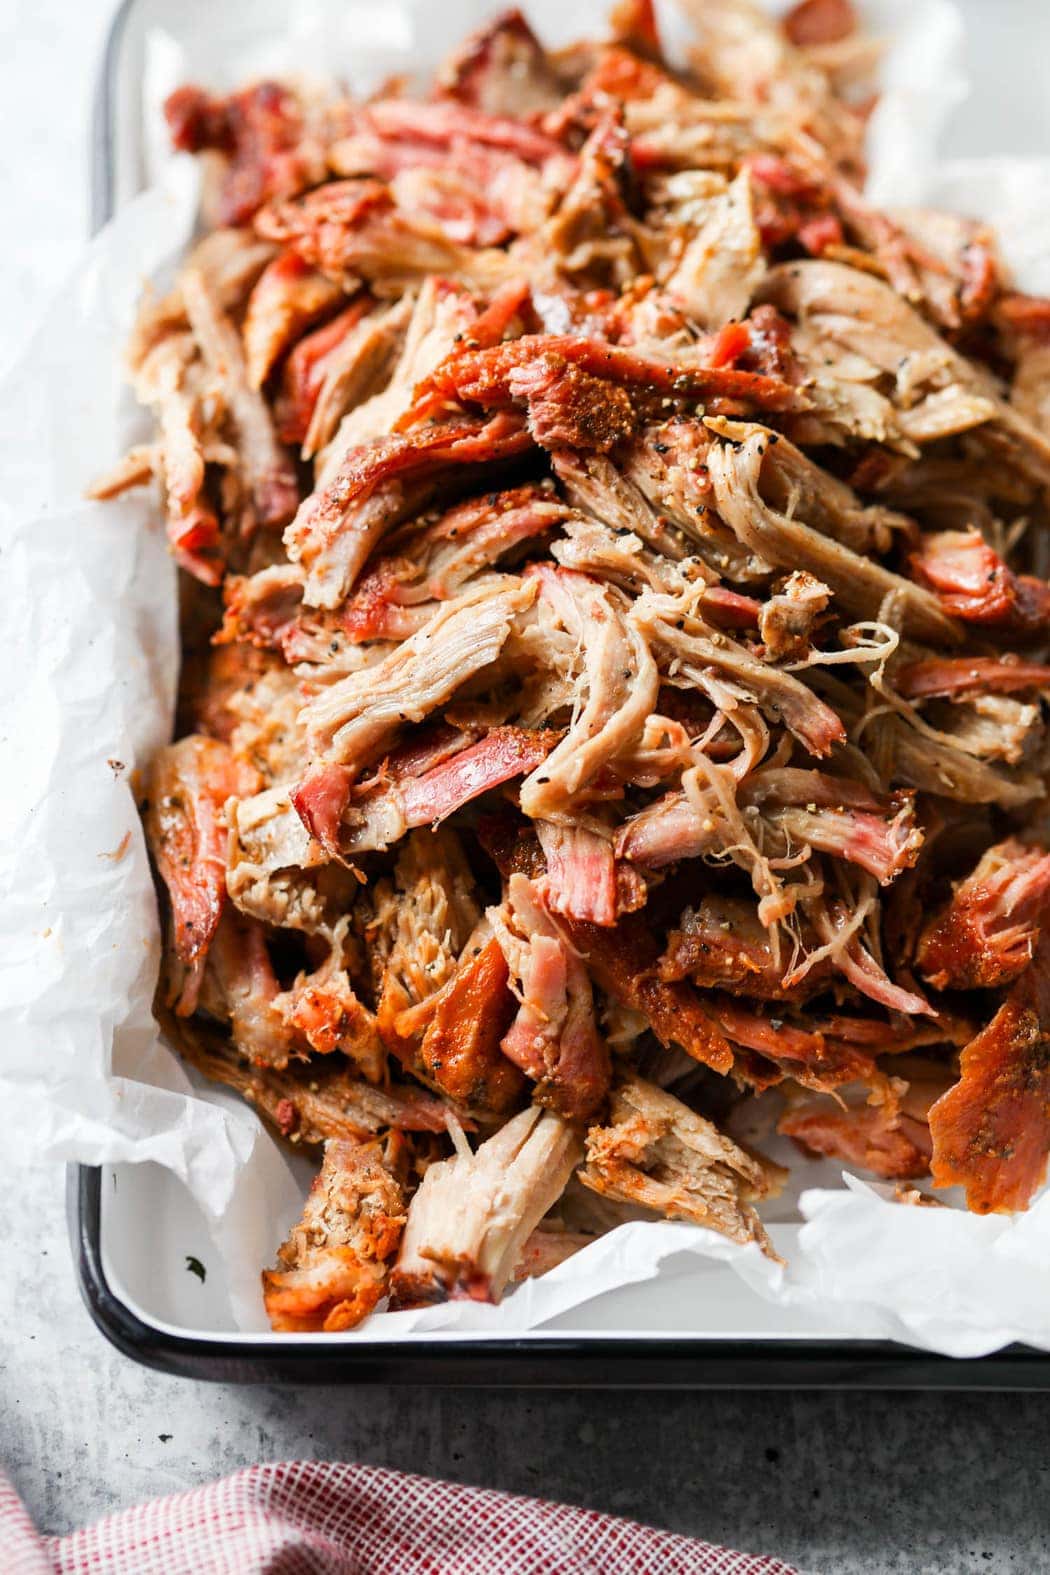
[94,0,1050,1331]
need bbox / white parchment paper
[3,0,1049,1356]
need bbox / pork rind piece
[579,1074,784,1257]
[389,1106,583,1306]
[262,1138,406,1332]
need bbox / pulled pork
[99,0,1050,1332]
[262,1137,406,1332]
[390,1106,582,1305]
[580,1074,785,1256]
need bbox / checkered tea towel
[2,1459,799,1574]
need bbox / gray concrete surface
[4,3,1050,1571]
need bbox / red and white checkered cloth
[3,1460,799,1574]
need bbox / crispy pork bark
[406,330,801,435]
[367,827,486,1083]
[165,79,325,226]
[929,936,1050,1213]
[910,529,1050,641]
[417,929,525,1117]
[659,895,833,1001]
[573,914,736,1076]
[275,918,386,1081]
[917,839,1050,992]
[262,1138,406,1332]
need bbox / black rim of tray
[68,1165,1050,1386]
[69,0,1046,1387]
